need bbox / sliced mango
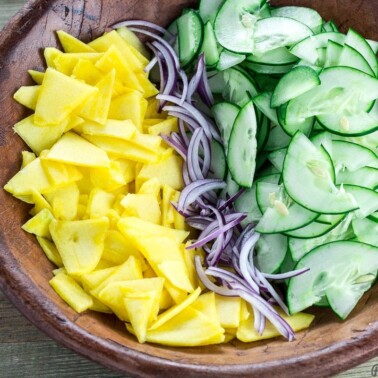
[57,30,96,53]
[13,85,40,110]
[22,208,54,238]
[37,236,63,267]
[121,193,161,224]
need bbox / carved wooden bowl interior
[1,1,378,377]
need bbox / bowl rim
[1,1,378,376]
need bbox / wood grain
[1,0,378,377]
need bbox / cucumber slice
[267,147,286,172]
[199,0,224,24]
[220,172,240,199]
[283,132,358,214]
[336,167,378,190]
[367,39,378,54]
[177,10,204,68]
[310,131,333,155]
[201,22,220,67]
[322,20,339,33]
[284,213,347,239]
[288,214,354,261]
[217,50,246,71]
[343,184,378,218]
[353,218,378,246]
[256,115,270,151]
[214,0,266,54]
[345,28,378,77]
[279,250,296,276]
[227,100,257,187]
[244,61,295,75]
[253,92,279,124]
[256,173,281,184]
[212,101,240,153]
[331,140,378,173]
[338,43,375,77]
[255,234,288,274]
[264,122,292,151]
[278,103,314,137]
[209,140,227,180]
[258,164,281,177]
[324,40,343,68]
[290,32,345,65]
[368,212,378,223]
[271,6,323,34]
[235,182,261,224]
[288,241,378,319]
[271,66,320,108]
[253,17,313,55]
[253,74,280,92]
[256,182,282,213]
[208,68,259,106]
[246,47,298,66]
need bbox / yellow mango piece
[159,288,174,310]
[148,118,179,136]
[121,277,165,343]
[78,119,136,140]
[161,185,175,227]
[21,151,36,168]
[22,208,54,238]
[116,159,136,184]
[83,135,159,164]
[118,216,189,245]
[138,178,161,200]
[149,287,201,330]
[191,292,219,321]
[35,68,98,126]
[54,52,103,76]
[89,30,145,72]
[102,229,143,265]
[71,59,103,85]
[57,30,96,53]
[158,260,194,293]
[236,304,315,343]
[87,189,115,218]
[181,245,201,290]
[223,328,238,343]
[145,98,167,119]
[145,305,225,346]
[29,190,53,215]
[138,155,184,190]
[215,295,242,329]
[89,160,126,191]
[136,73,159,98]
[121,193,161,224]
[14,115,67,155]
[45,132,110,168]
[28,70,45,85]
[4,158,51,196]
[44,47,62,68]
[81,265,116,292]
[37,236,63,267]
[79,69,115,125]
[50,272,93,313]
[13,85,40,110]
[130,133,161,153]
[49,217,109,275]
[44,182,80,220]
[95,46,143,92]
[90,297,112,313]
[108,91,146,130]
[116,27,150,60]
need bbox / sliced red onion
[218,188,246,211]
[187,54,206,103]
[160,134,187,160]
[112,20,170,36]
[198,65,215,107]
[177,179,226,212]
[263,268,310,280]
[186,216,213,230]
[180,69,189,105]
[187,128,206,181]
[182,163,191,186]
[144,56,158,73]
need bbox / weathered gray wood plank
[0,1,377,377]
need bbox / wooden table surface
[1,1,378,377]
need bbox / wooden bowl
[1,1,378,376]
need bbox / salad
[4,0,378,346]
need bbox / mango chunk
[44,47,62,68]
[121,193,161,224]
[54,52,103,76]
[215,295,242,329]
[57,30,96,53]
[13,85,40,110]
[79,119,136,140]
[22,208,54,238]
[21,151,36,168]
[192,292,219,321]
[87,189,115,218]
[138,178,161,200]
[116,27,150,60]
[35,68,98,126]
[37,236,63,267]
[145,305,225,346]
[72,59,103,85]
[49,217,109,275]
[45,132,110,168]
[28,70,45,85]
[50,272,93,313]
[148,118,179,136]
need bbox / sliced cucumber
[324,40,343,68]
[177,10,204,68]
[336,167,378,190]
[343,184,378,218]
[256,173,281,184]
[199,0,224,24]
[256,115,270,151]
[288,214,354,261]
[283,132,358,214]
[209,140,227,180]
[255,234,288,274]
[264,122,292,151]
[288,241,378,319]
[227,100,257,187]
[246,47,298,66]
[278,103,314,137]
[267,147,286,172]
[367,39,378,54]
[212,101,240,153]
[201,22,221,67]
[284,213,346,239]
[217,50,246,71]
[253,17,313,55]
[257,164,281,177]
[290,32,345,65]
[253,92,279,125]
[279,250,296,278]
[338,43,375,77]
[271,66,320,108]
[271,6,323,34]
[214,0,265,54]
[256,182,282,213]
[353,218,378,246]
[244,61,294,75]
[235,182,261,224]
[368,212,378,223]
[220,172,240,199]
[322,20,339,33]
